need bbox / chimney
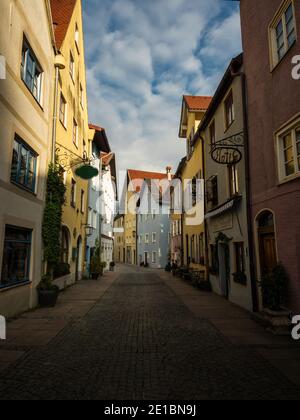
[166,166,172,181]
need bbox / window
[69,52,75,81]
[93,211,97,229]
[145,234,149,244]
[61,227,70,264]
[80,84,84,108]
[71,179,76,207]
[80,190,85,213]
[228,165,239,197]
[59,93,67,127]
[72,119,78,147]
[21,38,43,103]
[207,176,218,207]
[152,233,156,243]
[270,2,296,67]
[192,177,197,206]
[1,226,32,288]
[234,242,245,273]
[210,121,216,147]
[11,135,37,192]
[75,23,80,51]
[277,121,300,180]
[88,207,92,226]
[224,91,234,130]
[152,252,157,264]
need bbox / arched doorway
[76,236,83,282]
[257,211,277,276]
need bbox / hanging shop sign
[211,131,244,165]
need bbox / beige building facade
[0,0,55,317]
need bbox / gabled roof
[101,152,114,167]
[184,95,212,111]
[195,53,243,138]
[179,95,212,138]
[89,123,111,153]
[128,169,169,182]
[127,169,173,204]
[50,0,77,50]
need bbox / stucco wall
[203,73,253,311]
[240,0,300,312]
[0,0,54,318]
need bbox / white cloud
[83,0,242,175]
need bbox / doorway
[218,242,230,298]
[257,211,277,275]
[76,236,83,282]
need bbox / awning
[205,196,241,220]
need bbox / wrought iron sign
[211,131,244,165]
[56,144,99,180]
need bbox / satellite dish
[75,164,99,180]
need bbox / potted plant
[37,275,60,308]
[109,261,115,272]
[90,256,105,279]
[257,264,291,335]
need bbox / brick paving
[0,265,300,400]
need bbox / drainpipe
[240,72,259,312]
[52,54,65,163]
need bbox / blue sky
[82,0,242,174]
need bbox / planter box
[53,274,74,291]
[252,308,291,336]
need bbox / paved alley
[0,265,300,400]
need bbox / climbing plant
[42,161,66,275]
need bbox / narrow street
[0,264,300,400]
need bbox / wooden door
[259,233,277,275]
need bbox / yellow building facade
[114,215,125,263]
[50,0,90,286]
[178,96,211,273]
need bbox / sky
[82,0,242,175]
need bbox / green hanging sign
[75,165,99,180]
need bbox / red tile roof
[50,0,77,50]
[128,169,172,194]
[184,95,212,111]
[89,123,104,132]
[128,169,169,181]
[101,152,114,166]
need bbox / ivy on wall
[42,162,66,274]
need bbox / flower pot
[38,288,59,308]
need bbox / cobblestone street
[0,265,300,400]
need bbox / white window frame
[145,234,149,244]
[59,93,67,128]
[75,23,80,52]
[152,232,156,243]
[80,83,84,109]
[269,0,297,69]
[152,252,157,264]
[276,116,300,182]
[69,51,75,81]
[73,118,78,147]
